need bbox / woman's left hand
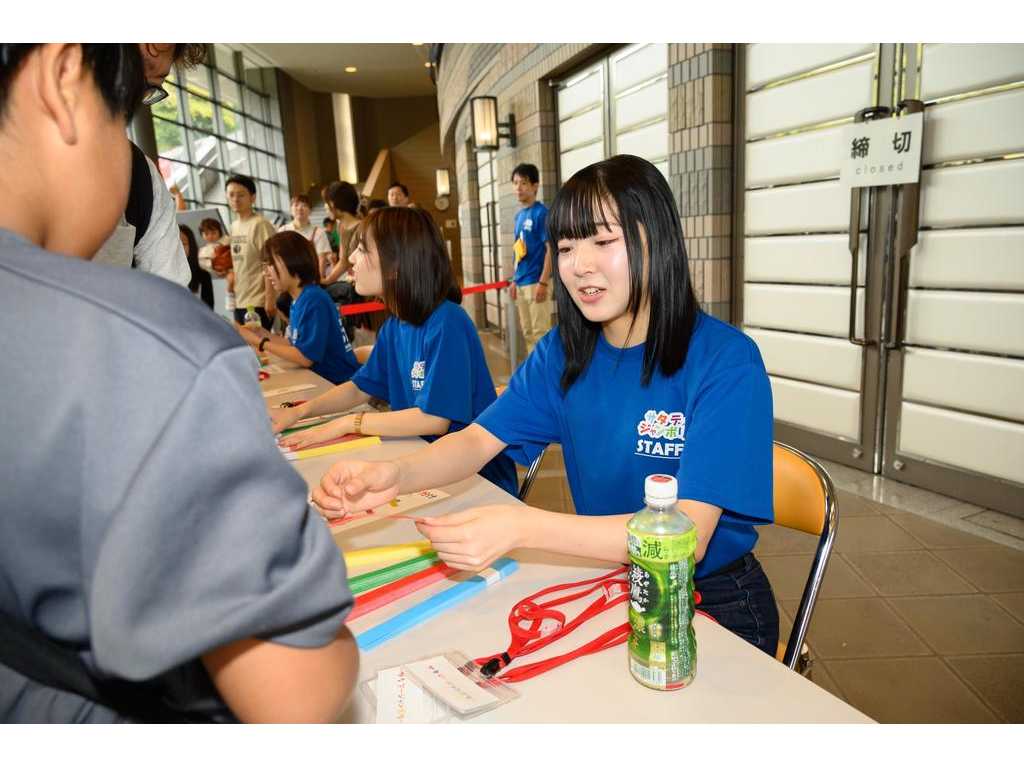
[415,505,534,571]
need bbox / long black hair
[547,154,698,391]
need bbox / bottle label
[627,530,697,689]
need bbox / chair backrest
[495,385,547,501]
[354,345,373,365]
[772,441,838,670]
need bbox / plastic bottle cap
[644,474,678,504]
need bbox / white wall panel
[746,44,874,91]
[923,88,1024,165]
[909,228,1024,290]
[612,44,667,94]
[745,125,844,187]
[899,401,1024,485]
[745,234,867,286]
[746,60,874,140]
[904,291,1024,357]
[744,284,865,339]
[920,160,1024,228]
[559,107,603,152]
[903,348,1024,423]
[560,142,605,182]
[558,69,603,118]
[615,79,667,131]
[745,180,868,236]
[771,376,862,440]
[748,327,863,390]
[616,119,669,161]
[920,44,1024,103]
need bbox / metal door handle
[848,106,891,346]
[885,99,925,351]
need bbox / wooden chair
[353,345,373,365]
[771,441,839,674]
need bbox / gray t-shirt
[0,229,353,722]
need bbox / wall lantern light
[435,168,451,198]
[470,96,516,151]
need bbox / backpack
[125,142,154,253]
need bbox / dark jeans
[695,553,779,657]
[232,306,273,330]
[325,280,363,341]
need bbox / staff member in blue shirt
[310,155,779,656]
[237,231,359,386]
[506,163,553,354]
[271,207,517,497]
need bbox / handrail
[361,148,391,200]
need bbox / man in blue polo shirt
[506,163,553,355]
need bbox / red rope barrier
[339,280,509,316]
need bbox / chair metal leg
[518,447,547,501]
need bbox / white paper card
[261,383,317,399]
[403,655,499,715]
[260,364,286,374]
[840,112,923,188]
[372,666,450,724]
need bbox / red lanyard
[475,566,715,683]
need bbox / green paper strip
[348,552,440,595]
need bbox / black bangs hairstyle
[548,154,698,391]
[261,230,319,287]
[0,44,145,125]
[357,207,461,325]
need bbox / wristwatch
[258,337,270,352]
[353,412,365,435]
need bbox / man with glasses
[93,44,206,287]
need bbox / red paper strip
[347,561,457,621]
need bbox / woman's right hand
[269,406,303,435]
[312,460,401,518]
[278,415,352,451]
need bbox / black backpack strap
[0,610,196,723]
[124,142,155,251]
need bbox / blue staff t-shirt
[285,284,359,385]
[476,313,774,578]
[512,201,548,287]
[351,300,518,496]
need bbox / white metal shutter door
[742,44,877,442]
[558,63,605,181]
[893,44,1024,491]
[610,44,669,179]
[476,151,501,329]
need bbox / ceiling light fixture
[345,66,357,73]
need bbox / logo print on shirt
[523,218,533,232]
[635,409,686,460]
[411,360,426,391]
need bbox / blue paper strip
[355,557,519,651]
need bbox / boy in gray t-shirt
[0,44,358,723]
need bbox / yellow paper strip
[282,435,381,461]
[342,541,433,571]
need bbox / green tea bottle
[626,473,697,690]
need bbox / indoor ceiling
[245,43,437,98]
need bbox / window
[556,44,669,182]
[145,45,290,224]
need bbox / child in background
[237,230,359,386]
[271,206,517,497]
[311,155,779,656]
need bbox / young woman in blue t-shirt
[270,207,517,496]
[311,155,779,655]
[237,230,359,386]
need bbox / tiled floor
[478,329,1024,723]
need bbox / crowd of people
[1,43,776,724]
